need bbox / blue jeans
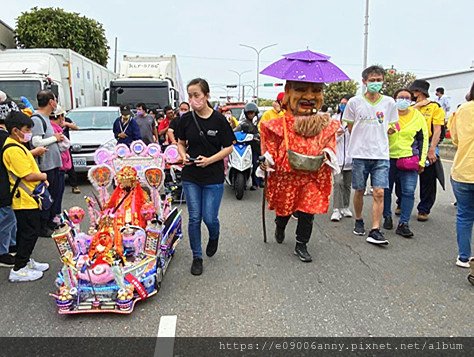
[0,206,16,255]
[451,178,474,262]
[352,159,389,190]
[383,159,418,224]
[182,181,224,258]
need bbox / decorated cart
[50,141,183,314]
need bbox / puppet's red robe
[260,114,339,217]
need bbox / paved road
[1,161,472,337]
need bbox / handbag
[396,155,419,171]
[282,117,325,172]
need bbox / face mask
[21,131,32,143]
[224,113,231,119]
[179,111,187,117]
[122,115,130,121]
[395,99,411,110]
[189,97,206,111]
[136,109,144,116]
[339,104,346,112]
[367,82,383,93]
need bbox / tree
[258,98,274,106]
[324,80,359,110]
[15,7,109,66]
[382,69,417,98]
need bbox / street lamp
[240,43,277,104]
[229,69,251,102]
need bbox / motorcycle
[225,131,254,200]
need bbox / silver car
[67,106,120,172]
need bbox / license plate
[73,157,87,167]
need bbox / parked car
[67,106,120,172]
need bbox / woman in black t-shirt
[176,78,235,276]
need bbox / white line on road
[155,315,177,357]
[157,315,177,337]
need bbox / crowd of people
[0,63,473,282]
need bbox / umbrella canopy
[260,49,349,83]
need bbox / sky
[2,0,473,102]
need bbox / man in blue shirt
[113,105,141,146]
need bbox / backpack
[0,143,25,208]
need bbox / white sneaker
[456,257,471,268]
[28,258,49,272]
[9,266,43,282]
[331,209,342,222]
[340,208,353,218]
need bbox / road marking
[155,315,177,357]
[157,315,177,337]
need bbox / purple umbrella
[260,49,349,83]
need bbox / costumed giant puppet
[258,50,349,262]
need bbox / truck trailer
[0,48,117,110]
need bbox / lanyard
[119,119,130,133]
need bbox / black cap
[409,80,430,97]
[120,104,131,115]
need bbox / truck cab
[105,78,179,110]
[103,55,184,111]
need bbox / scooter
[225,131,254,200]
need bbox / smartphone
[188,157,198,162]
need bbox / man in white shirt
[435,87,451,118]
[342,65,399,245]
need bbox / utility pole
[363,0,369,70]
[114,37,118,73]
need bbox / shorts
[352,158,389,190]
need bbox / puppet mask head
[283,81,324,116]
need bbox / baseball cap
[120,104,132,115]
[276,92,285,102]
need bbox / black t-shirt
[176,110,235,185]
[169,117,180,132]
[63,117,72,139]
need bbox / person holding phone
[176,78,235,276]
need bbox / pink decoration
[68,206,85,224]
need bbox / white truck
[104,55,185,110]
[0,48,117,110]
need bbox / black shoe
[396,223,414,238]
[250,185,257,191]
[383,216,393,230]
[39,227,54,237]
[353,219,365,236]
[9,245,17,254]
[258,181,265,188]
[0,254,15,267]
[366,229,389,245]
[294,243,312,262]
[206,239,218,257]
[190,258,203,275]
[394,207,401,216]
[274,227,285,244]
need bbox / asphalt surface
[1,161,472,337]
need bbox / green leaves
[15,7,109,66]
[324,80,359,110]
